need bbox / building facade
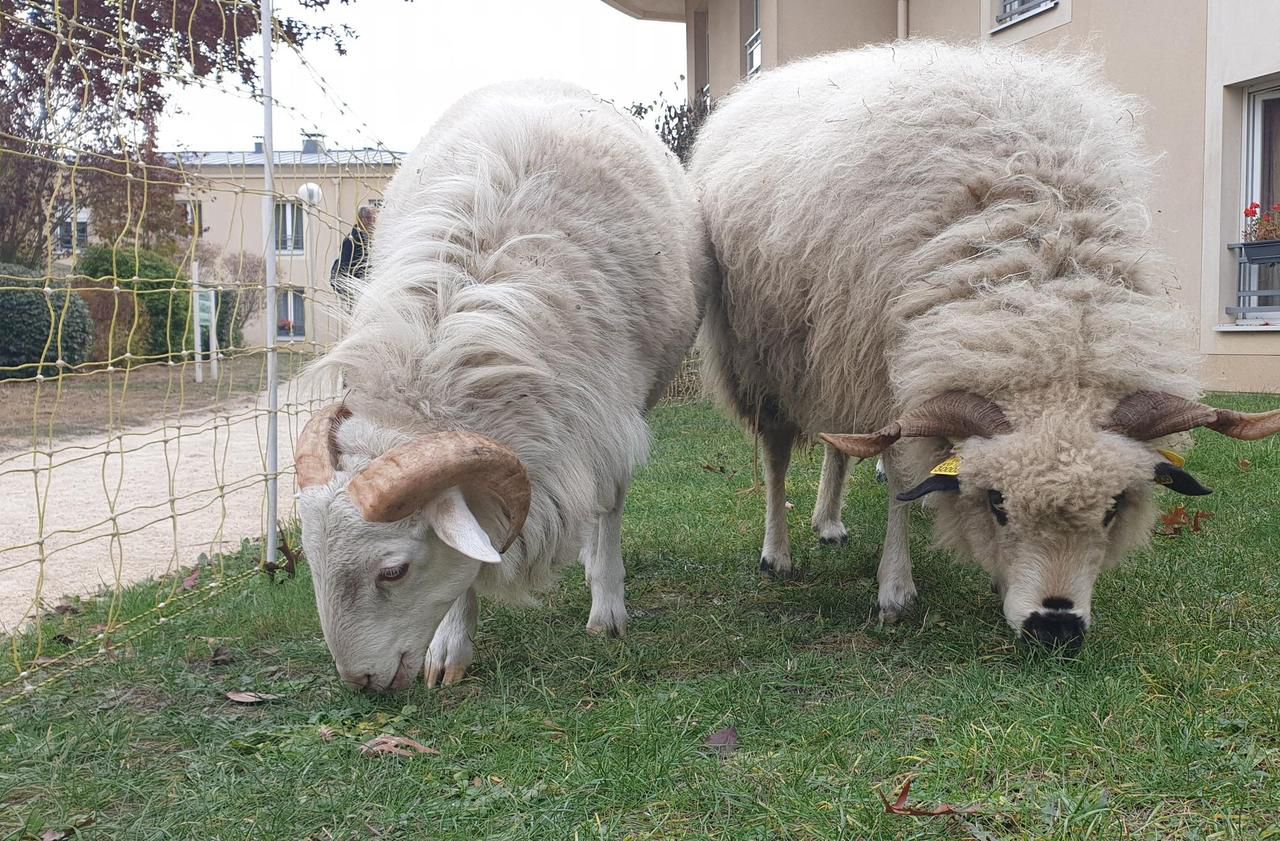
[606,0,1280,393]
[174,136,401,350]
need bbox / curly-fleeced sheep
[294,80,710,690]
[692,42,1280,648]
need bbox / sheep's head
[295,404,530,691]
[822,392,1280,651]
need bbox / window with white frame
[277,288,306,340]
[1236,84,1280,323]
[743,0,761,77]
[55,212,89,254]
[994,0,1058,31]
[274,200,304,253]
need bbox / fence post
[261,0,280,571]
[192,260,204,384]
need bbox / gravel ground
[0,385,325,632]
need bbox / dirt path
[0,385,326,632]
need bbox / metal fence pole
[261,0,279,570]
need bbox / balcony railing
[994,0,1057,28]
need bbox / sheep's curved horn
[1109,391,1280,441]
[295,403,352,489]
[820,391,1011,459]
[346,432,531,553]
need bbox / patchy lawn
[2,397,1279,839]
[0,351,314,450]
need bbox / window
[1233,85,1280,324]
[277,288,306,340]
[54,209,89,255]
[274,200,304,252]
[994,0,1058,30]
[743,0,761,77]
[182,201,203,238]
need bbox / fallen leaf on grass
[1158,506,1213,536]
[359,735,440,758]
[880,777,979,817]
[225,691,283,704]
[1191,510,1214,533]
[52,603,81,616]
[1238,458,1252,471]
[317,725,338,742]
[704,726,738,758]
[41,830,70,841]
[210,646,234,666]
[181,567,201,590]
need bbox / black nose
[1022,610,1085,653]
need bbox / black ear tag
[896,474,960,502]
[1154,462,1213,496]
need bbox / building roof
[167,148,403,169]
[598,0,684,23]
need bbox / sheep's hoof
[424,662,467,688]
[817,533,849,547]
[424,632,473,688]
[586,598,628,639]
[760,556,802,581]
[585,622,625,639]
[876,587,917,626]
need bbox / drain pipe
[897,0,908,39]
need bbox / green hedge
[0,262,94,380]
[78,246,192,360]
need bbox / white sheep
[295,80,710,690]
[692,42,1280,648]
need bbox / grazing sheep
[295,80,709,690]
[692,42,1280,649]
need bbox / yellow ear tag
[930,455,962,476]
[1156,448,1185,468]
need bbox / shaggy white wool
[692,41,1201,633]
[309,79,708,606]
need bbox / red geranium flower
[1245,206,1259,218]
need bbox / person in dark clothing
[331,204,377,308]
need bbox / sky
[158,0,688,154]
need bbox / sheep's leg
[811,444,850,546]
[424,587,477,688]
[876,448,916,622]
[585,481,629,638]
[759,424,799,579]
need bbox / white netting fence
[0,0,401,698]
[0,0,704,702]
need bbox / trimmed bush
[79,278,151,365]
[0,262,94,380]
[78,246,192,361]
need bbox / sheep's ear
[896,474,960,501]
[425,487,503,563]
[1154,462,1212,496]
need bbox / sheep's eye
[377,562,409,583]
[988,490,1008,526]
[1103,493,1126,527]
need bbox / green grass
[3,397,1280,840]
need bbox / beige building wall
[982,0,1280,392]
[181,158,395,352]
[608,0,1280,393]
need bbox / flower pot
[1229,239,1280,263]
